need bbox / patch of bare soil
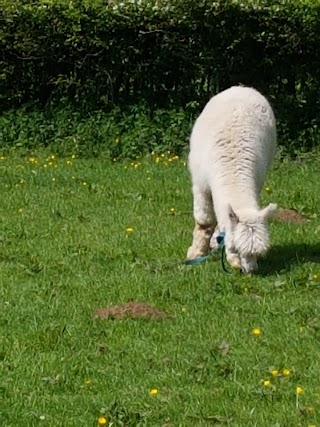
[273,208,307,224]
[94,301,170,319]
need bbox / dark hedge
[1,0,320,152]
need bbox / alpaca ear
[260,203,278,220]
[228,205,239,225]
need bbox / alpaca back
[189,86,276,200]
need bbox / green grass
[1,150,320,426]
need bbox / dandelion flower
[66,160,72,165]
[296,386,303,395]
[312,274,318,280]
[147,177,151,181]
[170,208,175,212]
[71,154,76,159]
[0,156,5,160]
[265,187,271,192]
[98,416,107,426]
[39,415,46,421]
[181,307,187,312]
[283,368,291,376]
[52,178,56,182]
[18,208,23,213]
[252,328,261,336]
[126,227,134,233]
[263,380,270,387]
[85,379,91,385]
[150,388,158,396]
[271,369,279,376]
[82,182,88,186]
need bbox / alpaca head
[226,203,278,273]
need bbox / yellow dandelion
[263,380,270,387]
[85,379,91,385]
[48,161,53,166]
[52,178,56,182]
[312,274,318,280]
[150,388,158,396]
[134,163,139,169]
[20,179,25,184]
[161,153,165,157]
[82,182,88,186]
[243,287,248,293]
[0,156,5,160]
[115,138,119,144]
[308,425,316,427]
[71,154,76,159]
[296,386,303,395]
[72,176,75,180]
[265,187,270,192]
[147,177,151,181]
[44,164,48,168]
[155,157,160,163]
[51,155,55,160]
[66,160,72,165]
[170,208,175,212]
[126,227,134,233]
[98,416,107,426]
[271,369,279,376]
[181,307,187,312]
[18,208,23,213]
[283,368,291,376]
[252,328,261,336]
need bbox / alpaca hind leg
[187,188,216,259]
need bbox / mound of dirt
[273,208,307,224]
[94,301,169,319]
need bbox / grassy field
[1,150,320,426]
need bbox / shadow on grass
[258,242,320,276]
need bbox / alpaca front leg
[209,225,221,251]
[225,248,241,269]
[187,223,214,259]
[187,187,216,260]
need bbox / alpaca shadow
[257,242,320,276]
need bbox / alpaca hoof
[187,246,207,260]
[226,254,241,269]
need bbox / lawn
[1,150,320,426]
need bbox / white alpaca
[187,86,277,273]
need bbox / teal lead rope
[185,231,231,274]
